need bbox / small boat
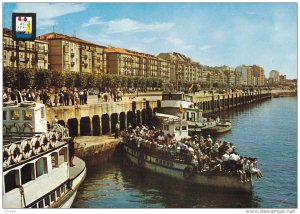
[203,121,232,134]
[123,116,257,193]
[2,101,86,208]
[159,91,229,135]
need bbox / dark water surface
[72,97,297,208]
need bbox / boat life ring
[62,127,69,139]
[10,123,20,133]
[138,155,144,166]
[49,131,58,148]
[31,136,41,155]
[3,147,11,168]
[183,166,193,179]
[3,100,17,106]
[20,101,36,107]
[39,133,50,152]
[23,123,34,133]
[9,144,23,164]
[21,140,33,159]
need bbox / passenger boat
[159,91,231,134]
[2,101,87,208]
[203,121,232,134]
[123,116,254,192]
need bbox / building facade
[105,47,171,83]
[37,33,106,74]
[3,28,49,70]
[269,70,280,83]
[157,52,201,84]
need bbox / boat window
[23,110,33,121]
[36,157,48,178]
[186,112,189,121]
[58,147,68,165]
[170,94,182,101]
[41,107,45,118]
[191,113,195,121]
[182,126,187,131]
[61,185,65,194]
[50,192,56,202]
[51,152,59,168]
[175,126,180,131]
[3,110,7,120]
[162,94,169,100]
[163,125,169,131]
[10,110,20,120]
[56,188,61,198]
[38,200,44,208]
[186,95,193,102]
[4,170,19,193]
[21,163,35,185]
[45,196,50,207]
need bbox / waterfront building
[37,33,106,74]
[3,28,49,70]
[279,75,287,84]
[157,52,201,84]
[269,70,280,84]
[105,47,170,82]
[252,65,265,86]
[236,65,254,86]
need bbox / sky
[2,2,298,79]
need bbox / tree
[111,74,121,88]
[126,76,133,88]
[16,68,35,89]
[51,70,65,89]
[3,67,17,89]
[86,73,95,89]
[34,69,52,89]
[65,72,76,88]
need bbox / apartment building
[105,47,170,82]
[157,52,201,83]
[3,28,49,70]
[269,70,280,83]
[37,33,106,74]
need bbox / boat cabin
[3,141,70,208]
[162,91,193,103]
[3,101,47,135]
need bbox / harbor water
[72,97,297,208]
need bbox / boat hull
[124,145,252,192]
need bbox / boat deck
[69,156,86,180]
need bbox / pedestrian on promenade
[84,89,88,104]
[54,92,59,107]
[70,90,74,105]
[64,90,70,106]
[59,91,64,106]
[52,115,58,129]
[79,90,84,105]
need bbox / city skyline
[3,2,297,79]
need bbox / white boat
[160,91,230,134]
[123,117,253,192]
[2,101,87,208]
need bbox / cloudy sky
[3,2,297,78]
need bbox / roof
[37,32,106,48]
[105,46,158,60]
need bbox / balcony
[71,53,75,58]
[10,56,16,61]
[71,62,75,67]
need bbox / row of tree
[3,67,164,91]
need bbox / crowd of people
[3,87,126,106]
[122,125,263,182]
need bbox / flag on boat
[179,103,183,113]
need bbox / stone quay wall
[44,90,290,137]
